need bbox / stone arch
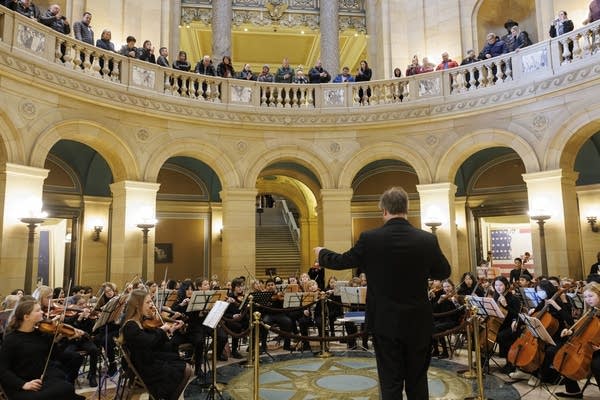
[434,129,540,182]
[472,0,537,50]
[544,110,600,172]
[244,146,333,189]
[338,143,432,189]
[144,139,240,189]
[0,111,26,165]
[30,120,139,182]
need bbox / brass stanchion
[317,295,331,358]
[205,326,225,399]
[465,304,492,400]
[253,311,262,400]
[458,318,477,379]
[243,296,254,368]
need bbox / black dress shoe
[555,392,583,399]
[88,374,98,387]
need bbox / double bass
[507,289,563,372]
[552,308,600,381]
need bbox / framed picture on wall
[154,243,173,263]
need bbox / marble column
[365,0,381,79]
[417,183,459,278]
[318,188,353,280]
[0,163,49,295]
[320,0,340,77]
[220,188,257,280]
[167,0,181,55]
[212,0,232,61]
[80,196,111,287]
[522,169,582,279]
[109,181,160,285]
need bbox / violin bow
[41,279,73,382]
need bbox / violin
[37,319,85,339]
[270,292,284,302]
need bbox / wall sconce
[530,212,551,278]
[93,225,103,241]
[219,228,223,242]
[587,216,599,233]
[424,221,442,234]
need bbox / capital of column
[1,163,49,224]
[319,188,354,203]
[522,169,579,186]
[219,187,258,203]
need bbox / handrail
[278,200,300,250]
[1,6,599,119]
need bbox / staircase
[256,207,301,280]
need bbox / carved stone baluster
[82,48,92,72]
[204,79,212,101]
[469,67,477,91]
[297,87,305,107]
[181,77,189,98]
[450,72,459,94]
[63,43,75,68]
[55,39,63,63]
[271,86,279,107]
[592,26,600,54]
[91,52,101,77]
[504,59,512,81]
[213,81,221,103]
[480,65,490,87]
[560,38,571,63]
[401,81,408,101]
[111,59,120,83]
[574,33,586,59]
[261,85,268,106]
[100,56,110,79]
[164,72,173,94]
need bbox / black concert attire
[590,259,600,275]
[493,291,521,359]
[223,293,249,358]
[0,330,83,400]
[121,320,187,400]
[325,286,343,337]
[258,293,293,352]
[509,267,532,284]
[457,283,484,297]
[171,290,208,376]
[343,301,368,350]
[297,293,323,351]
[318,217,451,400]
[431,291,459,358]
[64,312,100,385]
[93,293,122,375]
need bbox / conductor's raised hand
[313,247,324,266]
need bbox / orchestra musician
[297,279,321,352]
[432,279,460,359]
[259,278,293,352]
[546,282,600,398]
[456,272,485,298]
[0,299,86,400]
[324,276,343,337]
[509,257,533,285]
[93,282,121,377]
[223,278,248,359]
[493,276,522,374]
[119,289,192,400]
[342,277,368,350]
[308,264,325,290]
[508,279,573,385]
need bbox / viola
[553,308,600,381]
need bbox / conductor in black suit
[314,186,451,400]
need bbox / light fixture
[529,211,551,277]
[587,216,599,233]
[137,217,157,281]
[20,198,47,294]
[424,221,442,234]
[93,224,103,241]
[219,228,223,242]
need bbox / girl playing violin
[432,279,460,359]
[119,289,192,400]
[0,299,85,400]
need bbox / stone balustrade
[1,6,599,119]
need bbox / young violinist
[457,272,484,297]
[119,289,192,400]
[93,282,121,376]
[259,278,293,352]
[0,299,85,400]
[224,278,248,359]
[493,276,521,373]
[432,279,460,358]
[509,257,533,285]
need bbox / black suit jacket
[318,217,451,346]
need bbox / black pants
[372,334,431,400]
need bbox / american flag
[491,229,512,260]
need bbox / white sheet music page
[203,300,229,329]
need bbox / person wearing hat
[502,19,519,52]
[257,64,274,82]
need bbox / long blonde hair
[117,289,148,345]
[5,299,37,335]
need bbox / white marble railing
[1,7,600,111]
[278,200,300,250]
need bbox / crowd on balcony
[2,0,600,84]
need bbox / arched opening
[474,0,536,53]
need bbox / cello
[552,307,600,381]
[507,288,564,372]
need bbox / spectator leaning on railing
[73,12,93,45]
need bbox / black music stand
[247,291,280,360]
[93,295,126,399]
[520,288,541,309]
[201,300,229,400]
[339,287,369,352]
[154,288,173,312]
[186,290,228,386]
[467,296,506,373]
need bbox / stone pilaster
[168,0,181,56]
[320,0,340,76]
[417,183,458,277]
[212,0,232,61]
[318,188,353,280]
[80,196,111,287]
[577,185,600,273]
[109,181,160,285]
[522,170,582,279]
[0,163,49,295]
[219,188,257,280]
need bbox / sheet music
[283,292,303,308]
[333,281,349,296]
[339,286,366,304]
[467,295,506,319]
[520,287,541,308]
[519,314,556,346]
[203,300,229,329]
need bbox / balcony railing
[1,6,599,112]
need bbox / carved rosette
[426,135,439,147]
[136,129,150,142]
[531,114,549,140]
[236,140,248,154]
[329,142,341,154]
[18,100,37,120]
